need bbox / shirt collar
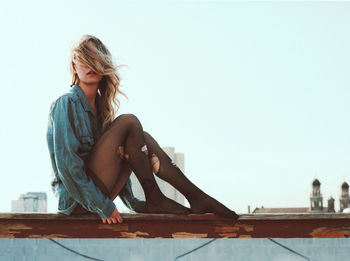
[71,84,100,115]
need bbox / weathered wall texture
[1,238,350,261]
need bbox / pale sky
[1,0,350,214]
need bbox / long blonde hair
[68,35,128,133]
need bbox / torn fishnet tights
[86,114,163,203]
[118,144,160,174]
[85,114,238,218]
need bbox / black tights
[86,113,238,219]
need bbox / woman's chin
[81,79,102,85]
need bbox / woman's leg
[142,131,239,219]
[86,113,190,215]
[108,160,132,201]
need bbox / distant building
[252,207,309,214]
[11,192,47,212]
[310,178,323,212]
[129,146,186,213]
[327,196,335,213]
[253,179,347,213]
[339,182,350,212]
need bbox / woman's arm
[50,95,115,219]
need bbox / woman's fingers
[102,217,120,224]
[112,208,123,223]
[116,212,123,223]
[118,146,125,159]
[112,207,123,223]
[102,207,123,224]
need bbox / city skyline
[252,179,350,213]
[8,178,350,214]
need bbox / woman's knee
[113,113,142,129]
[143,131,160,148]
[143,131,151,141]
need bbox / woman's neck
[78,82,99,106]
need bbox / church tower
[339,182,350,212]
[310,179,323,212]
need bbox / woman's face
[73,41,103,85]
[73,59,103,85]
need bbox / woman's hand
[118,146,129,160]
[101,206,123,224]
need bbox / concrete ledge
[1,213,350,238]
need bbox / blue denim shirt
[46,84,145,218]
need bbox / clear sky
[1,0,349,214]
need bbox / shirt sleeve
[50,95,115,219]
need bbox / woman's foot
[144,196,191,215]
[189,193,239,220]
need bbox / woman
[46,35,239,225]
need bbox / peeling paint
[0,223,32,230]
[0,234,14,238]
[28,234,70,238]
[172,232,208,238]
[310,226,350,238]
[120,231,150,238]
[215,226,240,233]
[218,233,237,238]
[238,235,252,238]
[236,224,254,232]
[0,223,32,237]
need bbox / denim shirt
[46,84,145,218]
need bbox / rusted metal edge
[1,213,350,238]
[1,212,349,221]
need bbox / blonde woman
[46,35,239,224]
